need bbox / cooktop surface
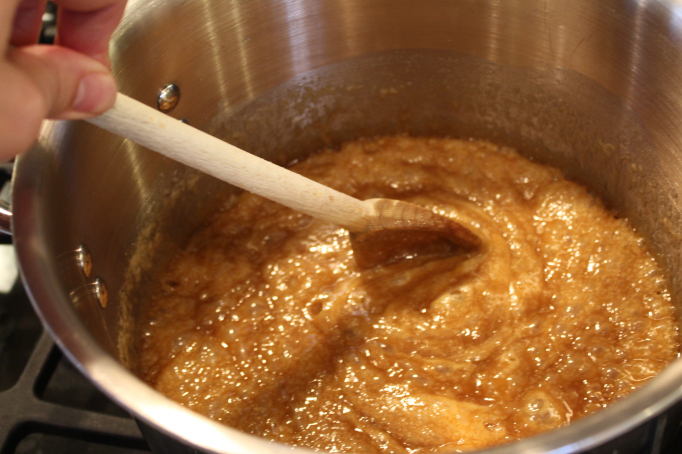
[0,250,150,454]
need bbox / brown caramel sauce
[137,137,679,453]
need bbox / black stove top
[0,258,150,454]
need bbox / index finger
[9,0,47,47]
[54,0,127,66]
[0,0,27,48]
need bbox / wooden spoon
[86,93,480,268]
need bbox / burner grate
[0,281,149,454]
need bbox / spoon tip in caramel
[350,198,481,268]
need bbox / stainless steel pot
[9,0,682,452]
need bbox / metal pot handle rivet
[76,244,93,278]
[94,277,108,309]
[157,83,180,113]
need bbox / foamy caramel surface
[137,137,679,453]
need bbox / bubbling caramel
[137,137,679,453]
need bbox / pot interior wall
[117,52,682,368]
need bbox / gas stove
[0,244,149,454]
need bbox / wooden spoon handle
[86,93,370,231]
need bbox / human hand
[0,0,127,161]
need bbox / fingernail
[72,72,117,114]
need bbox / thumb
[0,44,116,159]
[9,44,117,119]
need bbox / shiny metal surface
[0,164,11,236]
[157,83,180,113]
[0,202,10,236]
[11,0,682,453]
[76,244,92,278]
[93,276,108,309]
